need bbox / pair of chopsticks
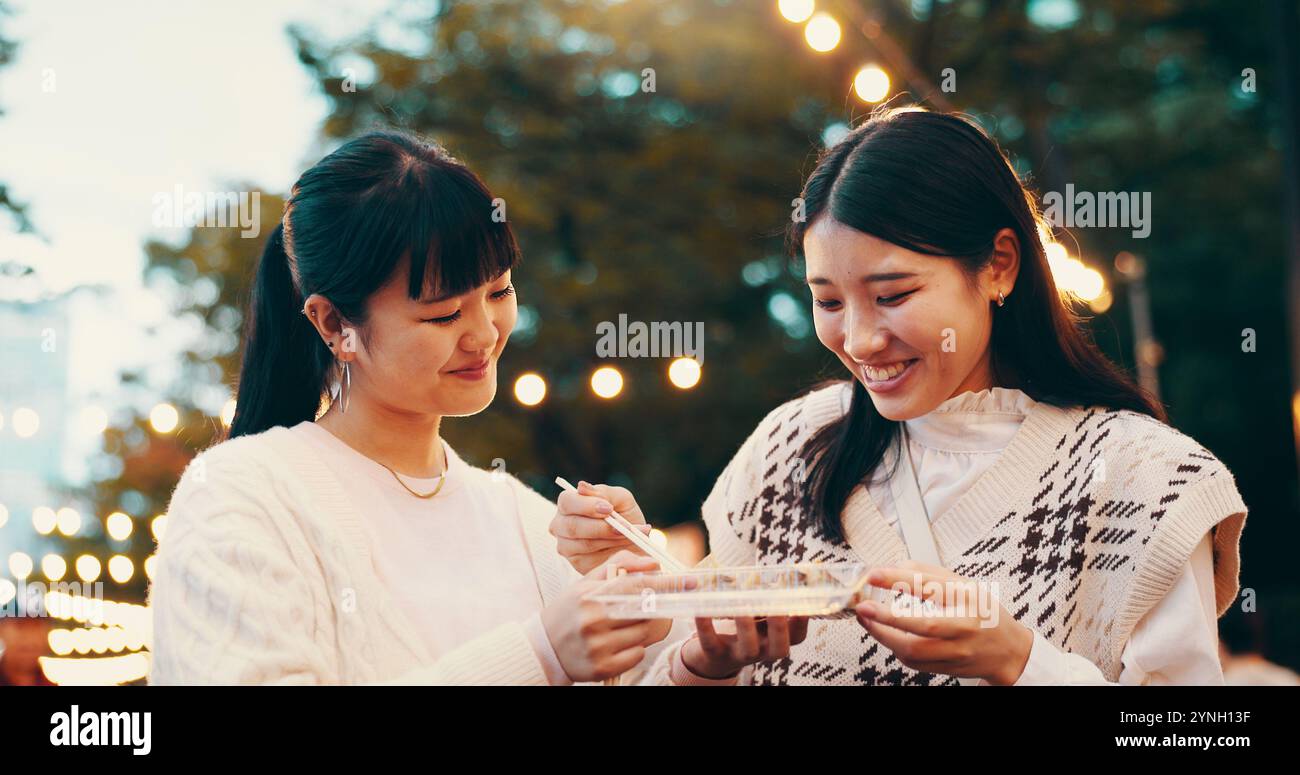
[554,477,686,572]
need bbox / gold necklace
[378,459,448,499]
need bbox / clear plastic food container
[585,561,886,619]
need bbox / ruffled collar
[902,387,1037,453]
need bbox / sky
[0,0,406,483]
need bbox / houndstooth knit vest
[701,383,1247,686]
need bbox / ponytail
[228,222,330,439]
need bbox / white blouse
[867,387,1223,685]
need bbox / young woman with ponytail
[148,130,668,685]
[554,107,1248,686]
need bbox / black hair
[790,107,1164,543]
[229,130,520,438]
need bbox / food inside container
[585,561,886,619]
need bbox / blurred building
[0,297,70,578]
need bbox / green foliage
[0,1,34,233]
[84,1,1298,668]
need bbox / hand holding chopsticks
[553,476,686,572]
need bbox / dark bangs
[301,130,521,318]
[401,159,521,303]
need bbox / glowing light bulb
[513,373,547,406]
[804,13,841,52]
[590,367,625,399]
[667,358,702,389]
[854,65,891,102]
[778,0,815,24]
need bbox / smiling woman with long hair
[553,107,1248,686]
[147,130,667,685]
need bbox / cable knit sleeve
[148,447,341,685]
[374,622,550,685]
[149,442,553,686]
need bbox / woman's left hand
[854,559,1034,686]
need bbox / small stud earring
[996,290,1006,307]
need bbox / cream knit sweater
[147,425,583,685]
[639,383,1248,685]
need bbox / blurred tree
[0,0,34,233]
[84,0,1298,666]
[289,0,842,519]
[79,193,280,602]
[291,0,1300,665]
[288,0,1298,531]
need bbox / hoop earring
[330,360,351,414]
[340,361,351,414]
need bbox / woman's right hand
[551,481,652,574]
[541,551,672,682]
[680,616,811,679]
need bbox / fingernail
[596,501,613,513]
[638,524,652,533]
[858,602,878,618]
[578,480,591,489]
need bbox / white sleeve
[149,457,549,686]
[148,460,341,685]
[984,532,1222,686]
